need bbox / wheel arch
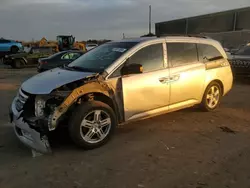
[78,92,120,123]
[10,45,19,52]
[206,79,224,95]
[49,80,122,131]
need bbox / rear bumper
[10,98,51,154]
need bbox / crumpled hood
[21,68,96,94]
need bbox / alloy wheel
[80,110,111,144]
[206,85,220,109]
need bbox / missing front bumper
[10,98,52,154]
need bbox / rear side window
[167,43,198,67]
[0,39,10,43]
[61,53,70,59]
[198,44,223,63]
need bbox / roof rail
[157,34,209,39]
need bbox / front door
[121,43,170,121]
[167,42,205,108]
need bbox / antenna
[149,5,152,34]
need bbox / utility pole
[149,5,152,34]
[123,33,125,39]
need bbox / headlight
[35,96,46,117]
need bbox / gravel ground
[0,68,250,188]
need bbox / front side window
[167,43,198,67]
[126,43,164,73]
[110,43,164,78]
[69,52,81,59]
[68,42,138,72]
[198,44,223,63]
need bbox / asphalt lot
[0,68,250,188]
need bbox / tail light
[41,61,48,64]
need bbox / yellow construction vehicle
[39,36,86,52]
[39,37,58,52]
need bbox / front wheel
[12,59,25,69]
[69,101,117,149]
[200,82,222,111]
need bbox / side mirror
[121,63,143,75]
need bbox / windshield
[68,42,138,72]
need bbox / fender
[48,80,115,131]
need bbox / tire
[69,101,117,150]
[10,64,15,69]
[12,59,25,69]
[10,46,19,54]
[200,82,222,111]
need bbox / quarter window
[198,44,223,63]
[167,43,198,67]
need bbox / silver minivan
[10,36,233,153]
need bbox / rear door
[167,42,205,109]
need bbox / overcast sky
[0,0,249,41]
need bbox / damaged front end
[10,71,103,154]
[11,84,76,154]
[10,89,54,154]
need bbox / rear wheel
[12,59,25,69]
[200,82,222,111]
[69,101,117,149]
[10,46,19,53]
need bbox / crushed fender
[48,80,111,131]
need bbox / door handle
[159,77,169,84]
[170,75,180,81]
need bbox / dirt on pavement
[0,68,250,188]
